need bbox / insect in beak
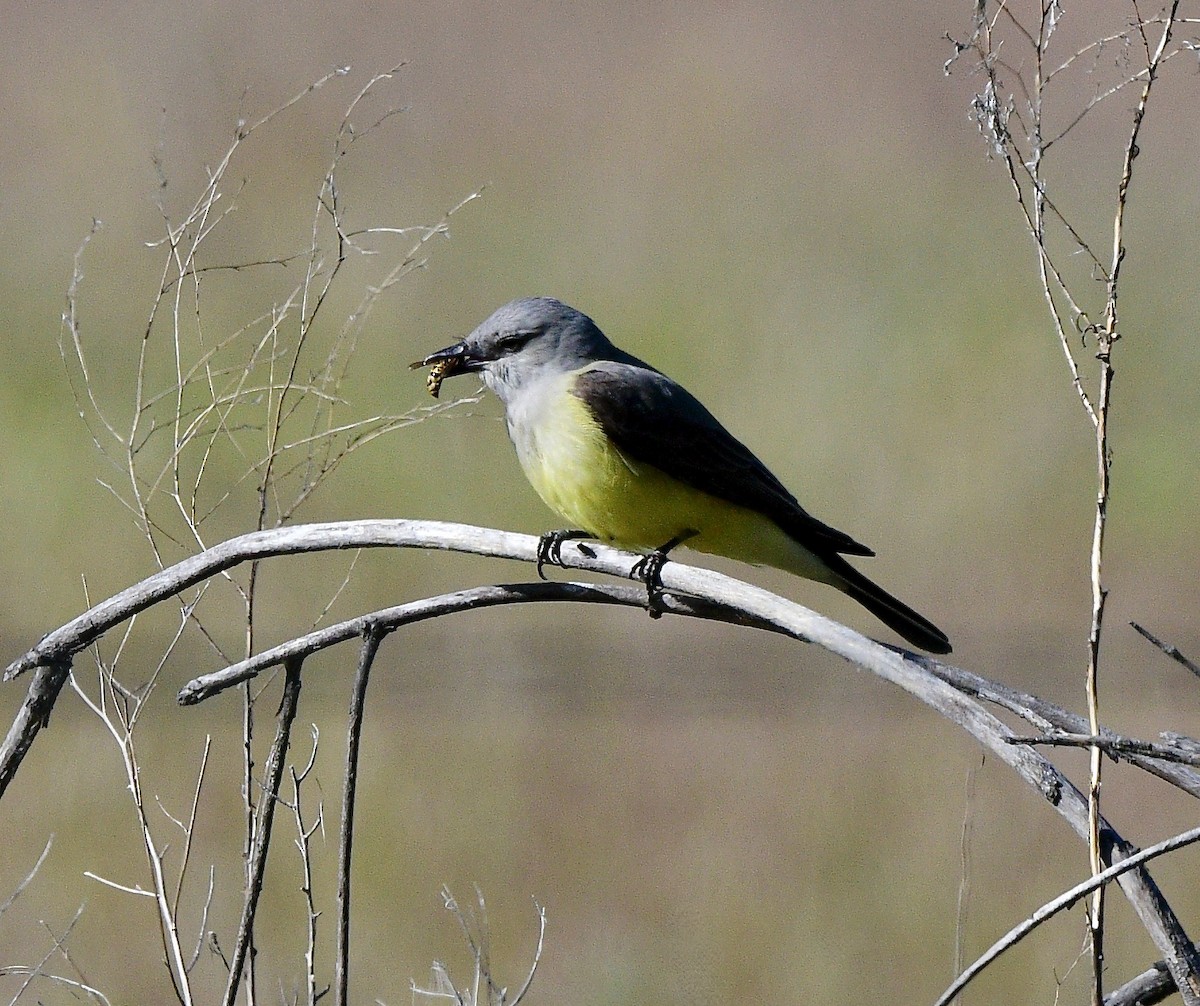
[409,344,468,399]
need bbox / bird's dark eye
[495,328,538,354]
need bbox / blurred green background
[1,2,1198,1003]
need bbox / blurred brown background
[1,2,1198,1003]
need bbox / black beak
[409,341,477,398]
[409,341,466,371]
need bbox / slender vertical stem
[1085,356,1112,1006]
[223,657,303,1006]
[335,622,385,1006]
[240,634,257,1001]
[1082,8,1180,1000]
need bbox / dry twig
[947,3,1193,999]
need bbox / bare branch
[0,659,72,798]
[334,623,385,1006]
[5,512,1200,998]
[24,522,1187,991]
[412,887,527,1006]
[1105,960,1180,1006]
[1008,731,1200,767]
[1132,622,1200,680]
[82,872,157,898]
[288,726,325,1006]
[0,836,53,919]
[0,965,113,1006]
[935,822,1200,1006]
[69,658,195,1006]
[186,866,217,974]
[510,900,547,1006]
[222,657,303,1006]
[928,659,1200,801]
[951,5,1197,999]
[179,580,685,703]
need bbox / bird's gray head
[412,297,621,405]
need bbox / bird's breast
[502,370,717,550]
[506,374,622,528]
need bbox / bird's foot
[630,530,698,619]
[536,529,594,579]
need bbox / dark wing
[571,363,873,557]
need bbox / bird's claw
[536,529,592,579]
[631,529,697,619]
[631,550,670,619]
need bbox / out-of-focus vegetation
[1,2,1197,1003]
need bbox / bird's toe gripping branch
[535,529,596,579]
[630,529,698,619]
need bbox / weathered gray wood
[3,518,1198,1001]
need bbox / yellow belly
[512,381,835,583]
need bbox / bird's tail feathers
[830,560,951,655]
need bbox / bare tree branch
[0,836,54,919]
[935,822,1200,1006]
[221,657,303,1006]
[287,727,325,1006]
[1132,622,1200,681]
[1105,960,1178,1006]
[18,519,1196,990]
[334,623,384,1006]
[930,662,1200,798]
[177,580,729,703]
[948,4,1196,999]
[1008,731,1200,767]
[0,660,72,799]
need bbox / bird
[412,296,951,654]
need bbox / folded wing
[571,363,874,558]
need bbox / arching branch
[4,518,1200,1000]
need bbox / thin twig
[289,726,325,1006]
[951,5,1194,1000]
[185,866,217,974]
[510,899,547,1006]
[0,659,72,796]
[1008,732,1200,767]
[170,735,212,912]
[0,966,113,1006]
[1082,8,1181,994]
[1131,622,1200,680]
[70,659,194,1006]
[222,656,303,1006]
[0,836,54,918]
[179,581,680,702]
[334,622,385,1006]
[934,821,1200,1006]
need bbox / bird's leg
[631,529,698,618]
[536,529,595,579]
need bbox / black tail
[830,559,951,655]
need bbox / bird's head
[411,297,616,403]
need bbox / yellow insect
[425,358,453,398]
[410,356,457,398]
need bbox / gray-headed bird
[413,297,950,654]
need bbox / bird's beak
[409,341,478,398]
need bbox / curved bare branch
[4,518,1199,999]
[935,822,1200,1006]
